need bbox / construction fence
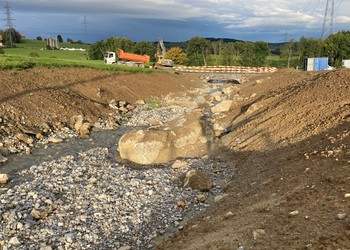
[174,66,278,73]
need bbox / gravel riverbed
[1,146,233,250]
[0,84,235,249]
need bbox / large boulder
[211,100,233,113]
[118,111,213,165]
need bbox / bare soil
[1,67,350,249]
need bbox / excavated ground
[1,67,350,249]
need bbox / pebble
[289,210,300,216]
[9,237,21,246]
[0,147,232,249]
[344,193,350,198]
[0,173,9,184]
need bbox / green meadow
[0,39,153,73]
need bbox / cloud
[5,0,350,43]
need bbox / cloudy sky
[2,0,350,43]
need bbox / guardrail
[174,66,278,73]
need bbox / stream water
[0,127,131,186]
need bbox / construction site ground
[0,67,350,249]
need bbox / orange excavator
[104,49,150,67]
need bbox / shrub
[29,52,40,58]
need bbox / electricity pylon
[4,1,15,47]
[321,0,334,39]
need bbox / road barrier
[174,66,278,73]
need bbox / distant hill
[157,38,286,55]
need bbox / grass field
[0,39,153,73]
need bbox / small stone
[344,193,350,198]
[16,133,34,144]
[224,211,234,219]
[176,200,186,208]
[0,174,9,184]
[118,246,131,250]
[16,222,24,230]
[9,237,21,246]
[289,210,299,216]
[196,194,207,202]
[40,246,52,250]
[88,177,98,184]
[48,137,63,143]
[214,194,229,203]
[79,122,91,138]
[171,160,189,169]
[183,170,213,192]
[135,99,145,105]
[337,213,347,220]
[36,133,43,140]
[253,229,266,240]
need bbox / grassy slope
[0,39,153,73]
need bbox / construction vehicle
[104,49,150,67]
[156,37,174,67]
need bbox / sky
[2,0,350,44]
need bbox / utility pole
[283,28,290,42]
[83,15,88,44]
[4,1,15,47]
[321,0,334,39]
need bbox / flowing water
[0,127,131,186]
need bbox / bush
[0,47,5,54]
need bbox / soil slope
[0,68,202,138]
[158,69,350,250]
[1,67,350,249]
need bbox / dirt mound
[157,69,350,250]
[0,68,202,138]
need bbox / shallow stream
[0,127,129,186]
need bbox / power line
[321,0,334,38]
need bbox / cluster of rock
[0,98,137,166]
[118,81,241,165]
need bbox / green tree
[297,37,324,66]
[166,47,187,64]
[280,39,296,68]
[105,37,133,52]
[185,37,211,66]
[132,41,157,61]
[324,31,350,67]
[211,40,225,65]
[36,36,43,41]
[87,40,106,60]
[252,41,270,66]
[221,42,240,66]
[57,35,63,43]
[237,42,254,66]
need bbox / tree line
[87,31,350,68]
[280,31,350,68]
